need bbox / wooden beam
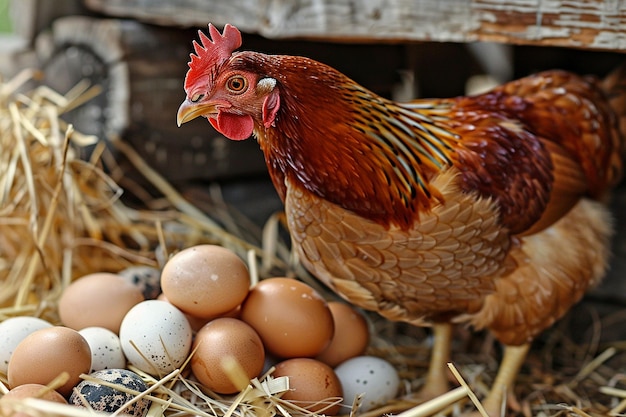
[83,0,626,51]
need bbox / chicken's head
[177,23,280,141]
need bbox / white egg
[79,327,127,372]
[334,355,400,412]
[0,317,52,374]
[119,300,192,376]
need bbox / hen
[177,24,625,415]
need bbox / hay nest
[1,69,626,417]
[0,69,280,317]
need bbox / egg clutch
[0,244,401,416]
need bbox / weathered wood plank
[9,0,87,41]
[84,0,626,51]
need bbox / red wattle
[209,117,219,131]
[213,112,254,141]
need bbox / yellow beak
[176,99,217,127]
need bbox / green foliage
[0,0,12,34]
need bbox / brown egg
[0,383,67,417]
[7,327,92,396]
[240,277,334,358]
[273,358,343,415]
[191,318,265,394]
[161,245,250,319]
[315,302,370,367]
[58,272,144,333]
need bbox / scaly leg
[479,343,530,417]
[418,322,453,400]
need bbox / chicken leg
[418,323,453,400]
[419,324,529,417]
[479,343,530,417]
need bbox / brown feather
[286,169,513,325]
[463,198,613,345]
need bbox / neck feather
[256,56,459,229]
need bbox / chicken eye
[226,75,248,94]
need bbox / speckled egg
[334,356,400,412]
[119,300,192,376]
[69,369,150,416]
[0,317,52,374]
[78,327,126,372]
[156,293,210,332]
[119,266,162,300]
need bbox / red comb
[184,23,242,91]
